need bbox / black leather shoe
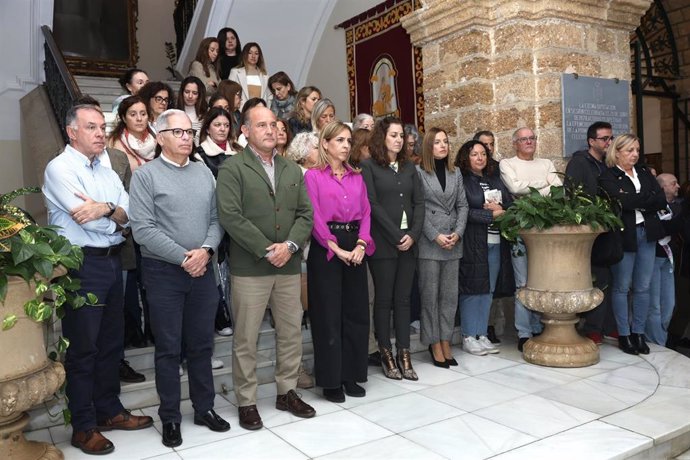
[162,422,182,447]
[194,409,230,432]
[518,337,529,352]
[487,325,501,344]
[618,335,639,355]
[323,386,345,403]
[343,381,365,397]
[368,351,382,367]
[630,333,650,355]
[428,345,449,368]
[119,360,145,383]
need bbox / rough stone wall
[403,0,652,170]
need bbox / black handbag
[591,228,624,267]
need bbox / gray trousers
[418,258,459,344]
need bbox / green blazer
[216,146,313,276]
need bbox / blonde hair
[605,133,639,168]
[316,121,357,172]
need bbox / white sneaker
[463,336,487,356]
[410,320,420,332]
[211,357,224,369]
[179,365,184,377]
[477,336,500,354]
[216,327,233,336]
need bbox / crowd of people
[40,27,690,456]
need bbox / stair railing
[41,25,82,145]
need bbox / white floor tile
[140,394,233,423]
[447,352,521,377]
[474,394,599,438]
[642,350,690,389]
[476,362,580,393]
[176,429,306,459]
[270,410,393,458]
[255,389,343,428]
[491,420,652,460]
[587,363,659,394]
[598,344,647,365]
[56,426,172,460]
[419,377,527,412]
[402,413,536,459]
[143,453,182,460]
[350,392,465,432]
[536,378,651,416]
[369,361,468,391]
[545,358,628,379]
[333,375,411,409]
[317,434,446,459]
[601,385,690,443]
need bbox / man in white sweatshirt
[500,127,562,351]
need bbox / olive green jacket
[216,147,313,276]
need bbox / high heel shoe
[379,347,402,380]
[396,348,418,381]
[630,333,650,354]
[428,345,449,368]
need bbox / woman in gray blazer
[416,128,468,368]
[361,117,424,381]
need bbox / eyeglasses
[159,128,196,138]
[516,136,537,143]
[594,135,614,143]
[153,96,170,104]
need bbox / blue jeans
[460,243,500,337]
[646,256,675,345]
[610,226,656,336]
[512,238,542,338]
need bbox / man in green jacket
[216,106,315,430]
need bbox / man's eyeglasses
[153,96,170,104]
[159,128,196,138]
[516,136,537,143]
[594,135,614,143]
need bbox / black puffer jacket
[458,171,514,296]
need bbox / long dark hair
[108,95,153,144]
[191,37,220,78]
[217,27,241,57]
[239,42,267,74]
[368,116,406,167]
[455,139,494,176]
[138,81,175,119]
[176,76,208,117]
[199,107,242,151]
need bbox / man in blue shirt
[43,104,153,455]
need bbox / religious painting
[338,0,423,127]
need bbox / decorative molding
[296,0,338,86]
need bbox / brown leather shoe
[238,405,263,430]
[276,389,316,418]
[71,429,114,455]
[97,409,154,431]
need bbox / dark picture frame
[53,0,138,77]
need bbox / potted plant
[496,184,622,367]
[0,187,94,460]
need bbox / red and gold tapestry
[337,0,423,128]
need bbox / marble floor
[26,337,690,459]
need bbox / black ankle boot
[618,335,639,355]
[487,325,501,344]
[630,333,650,354]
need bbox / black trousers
[368,250,416,349]
[307,232,369,389]
[141,257,218,423]
[580,265,617,335]
[63,253,125,432]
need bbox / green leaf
[57,336,70,353]
[86,293,99,305]
[33,258,54,279]
[2,314,17,330]
[0,276,7,302]
[34,302,53,322]
[11,241,34,265]
[62,408,71,426]
[59,256,80,269]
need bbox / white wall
[0,0,53,198]
[306,0,381,119]
[137,0,177,81]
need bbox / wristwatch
[286,240,299,254]
[204,247,215,257]
[105,202,116,218]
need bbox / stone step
[26,324,448,432]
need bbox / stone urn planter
[518,225,604,367]
[0,276,65,460]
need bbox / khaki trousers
[231,274,303,406]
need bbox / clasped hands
[434,233,458,250]
[181,248,210,278]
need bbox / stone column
[402,0,652,166]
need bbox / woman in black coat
[455,140,514,356]
[599,133,666,355]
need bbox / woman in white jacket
[228,42,272,109]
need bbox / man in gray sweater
[129,109,228,448]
